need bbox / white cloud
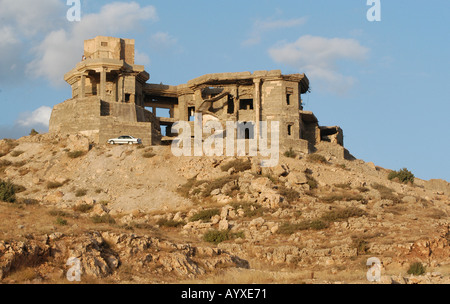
[269,35,369,94]
[135,50,150,65]
[149,31,179,52]
[26,2,158,86]
[0,0,66,37]
[16,106,52,127]
[243,17,307,46]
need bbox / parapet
[83,36,135,65]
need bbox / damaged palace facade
[49,36,344,156]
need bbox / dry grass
[220,159,252,173]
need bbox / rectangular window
[188,106,195,121]
[288,124,292,136]
[286,94,291,105]
[101,42,108,47]
[125,94,130,103]
[239,99,254,110]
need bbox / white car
[107,135,142,145]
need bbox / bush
[189,209,220,222]
[220,159,252,173]
[55,217,67,226]
[0,180,16,203]
[72,204,93,213]
[203,229,244,245]
[202,175,239,197]
[75,189,87,197]
[10,150,24,157]
[307,154,327,164]
[230,201,266,218]
[388,168,415,184]
[277,185,300,203]
[321,207,367,222]
[91,214,116,224]
[67,151,84,159]
[306,175,318,189]
[157,218,186,228]
[29,129,39,136]
[142,152,156,158]
[407,262,426,276]
[278,220,328,235]
[47,181,64,189]
[284,148,297,158]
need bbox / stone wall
[49,96,161,146]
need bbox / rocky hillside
[0,133,449,284]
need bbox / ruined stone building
[49,36,344,155]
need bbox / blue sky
[0,0,449,181]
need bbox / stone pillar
[80,74,86,98]
[254,78,261,140]
[100,69,106,100]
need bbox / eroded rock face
[0,231,249,282]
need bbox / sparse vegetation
[0,179,16,203]
[220,159,252,173]
[388,168,415,184]
[47,181,64,189]
[143,152,156,158]
[29,129,39,136]
[75,189,87,197]
[67,150,84,159]
[277,185,300,203]
[91,214,116,224]
[321,207,367,222]
[157,218,186,228]
[371,183,402,204]
[278,220,328,235]
[307,153,327,164]
[203,229,244,244]
[10,150,24,157]
[321,193,366,204]
[55,217,67,226]
[72,204,93,213]
[407,262,426,276]
[189,209,220,222]
[230,201,266,218]
[284,148,297,158]
[202,175,239,197]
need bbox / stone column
[100,68,106,100]
[254,78,261,140]
[80,74,86,98]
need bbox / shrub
[371,183,402,204]
[10,150,24,157]
[202,175,239,197]
[203,229,243,244]
[142,152,156,158]
[29,129,39,136]
[230,201,266,218]
[283,148,297,158]
[72,204,93,213]
[75,189,87,197]
[278,220,328,235]
[55,217,67,226]
[388,168,415,184]
[67,151,84,159]
[189,209,220,222]
[321,207,367,222]
[49,210,70,217]
[220,159,252,173]
[47,181,64,189]
[157,218,186,228]
[334,183,352,190]
[0,180,16,203]
[307,154,327,164]
[306,175,318,189]
[91,214,116,224]
[407,262,426,276]
[277,185,300,203]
